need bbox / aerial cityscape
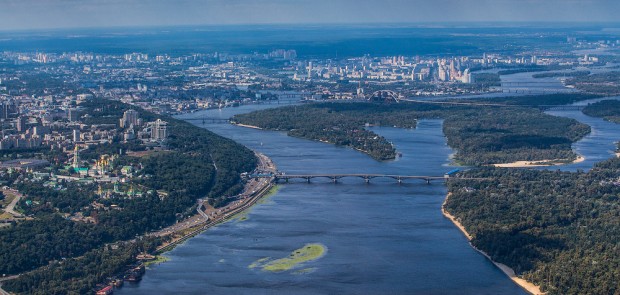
[0,1,619,295]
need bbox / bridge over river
[249,171,484,184]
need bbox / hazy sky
[1,0,619,31]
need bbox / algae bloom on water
[250,243,326,273]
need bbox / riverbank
[152,151,276,254]
[232,123,263,130]
[442,193,544,295]
[492,155,585,168]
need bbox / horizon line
[2,21,620,34]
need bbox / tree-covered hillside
[445,159,620,295]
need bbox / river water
[120,72,619,294]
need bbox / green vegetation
[496,65,572,76]
[471,73,501,86]
[0,98,257,292]
[582,99,620,123]
[2,240,150,294]
[566,71,620,95]
[442,107,588,165]
[144,255,170,267]
[445,158,620,295]
[532,70,590,79]
[234,103,422,160]
[250,243,326,272]
[234,99,590,165]
[470,93,599,106]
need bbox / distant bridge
[367,90,403,103]
[501,81,568,86]
[538,105,586,111]
[184,117,230,124]
[250,172,483,184]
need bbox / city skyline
[1,0,620,31]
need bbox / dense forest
[444,157,620,295]
[234,97,590,165]
[532,70,590,79]
[2,239,160,294]
[470,93,599,106]
[582,99,620,124]
[566,71,620,95]
[0,98,257,293]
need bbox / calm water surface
[120,73,619,294]
[119,106,527,294]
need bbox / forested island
[582,99,620,124]
[1,99,257,294]
[444,157,620,295]
[566,71,620,95]
[233,95,591,165]
[532,70,590,79]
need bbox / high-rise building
[462,69,472,84]
[16,116,27,132]
[151,119,168,141]
[73,130,81,142]
[120,109,141,128]
[72,145,80,169]
[68,109,79,122]
[0,102,17,119]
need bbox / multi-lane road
[150,151,276,247]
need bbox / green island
[249,243,326,272]
[444,157,620,295]
[566,71,620,95]
[1,98,257,294]
[233,94,592,165]
[582,99,620,124]
[532,70,591,79]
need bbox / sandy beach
[233,123,263,130]
[492,155,585,168]
[442,193,545,295]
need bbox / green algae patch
[249,257,271,269]
[144,255,170,268]
[231,185,282,223]
[257,185,281,205]
[251,243,326,273]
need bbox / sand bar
[233,123,263,130]
[492,155,584,168]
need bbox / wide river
[120,74,619,294]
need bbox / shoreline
[232,123,263,130]
[442,193,545,295]
[492,155,585,168]
[153,151,276,254]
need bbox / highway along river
[120,93,619,294]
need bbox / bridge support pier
[397,177,402,184]
[364,177,370,184]
[332,177,338,184]
[426,179,431,184]
[306,177,311,183]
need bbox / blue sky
[1,0,619,30]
